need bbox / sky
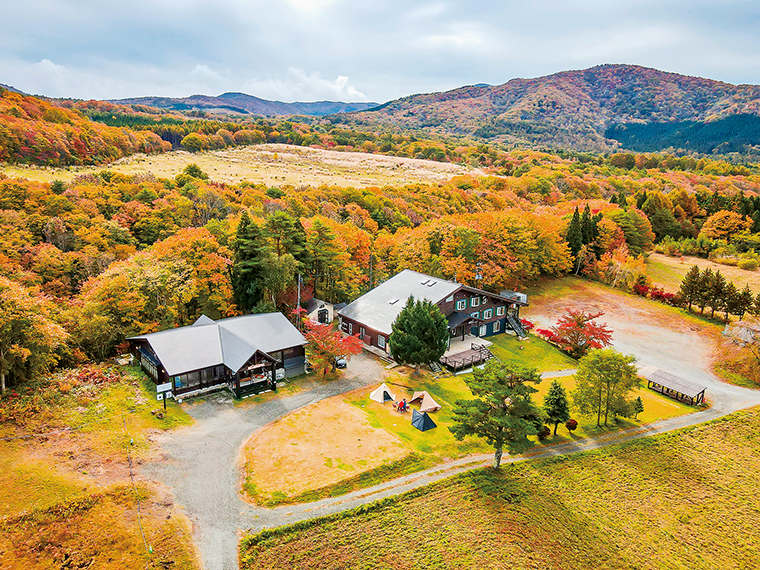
[2,0,760,103]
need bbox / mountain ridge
[109,91,378,117]
[341,64,760,151]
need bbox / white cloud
[282,0,339,16]
[242,67,368,102]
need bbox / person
[400,398,407,412]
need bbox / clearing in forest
[647,252,760,295]
[242,330,694,506]
[0,144,483,187]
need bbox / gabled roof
[641,366,707,399]
[338,269,461,335]
[129,313,307,377]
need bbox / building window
[483,308,493,319]
[360,327,366,337]
[471,311,479,319]
[348,322,353,334]
[481,296,488,305]
[496,306,505,316]
[470,297,480,307]
[479,325,487,337]
[456,299,467,311]
[446,295,454,302]
[493,320,501,333]
[378,335,386,349]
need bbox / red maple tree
[542,309,613,359]
[304,320,362,376]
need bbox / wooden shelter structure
[642,367,707,406]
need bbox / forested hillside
[342,64,760,153]
[0,88,170,166]
[2,144,760,394]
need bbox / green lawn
[486,332,577,372]
[240,407,760,570]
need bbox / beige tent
[370,383,396,404]
[410,391,441,413]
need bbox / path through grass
[240,407,760,570]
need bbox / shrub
[633,284,650,297]
[738,258,758,271]
[519,318,534,331]
[565,419,578,432]
[537,425,551,440]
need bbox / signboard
[156,382,173,393]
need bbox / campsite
[241,321,697,508]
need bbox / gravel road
[140,352,386,570]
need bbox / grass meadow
[0,366,198,570]
[240,407,760,570]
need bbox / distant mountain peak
[344,64,760,152]
[108,92,378,117]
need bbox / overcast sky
[2,0,760,103]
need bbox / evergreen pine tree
[755,293,760,316]
[737,285,755,320]
[679,265,701,312]
[231,211,270,313]
[695,268,714,315]
[580,204,596,245]
[636,190,648,209]
[389,296,449,374]
[709,271,727,319]
[308,219,342,300]
[543,379,571,435]
[566,207,583,259]
[617,189,628,209]
[633,396,644,420]
[287,218,311,269]
[723,281,739,321]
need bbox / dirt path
[142,283,760,570]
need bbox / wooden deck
[440,343,496,371]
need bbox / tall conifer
[679,265,701,312]
[231,211,269,313]
[566,207,583,259]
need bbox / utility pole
[296,273,302,330]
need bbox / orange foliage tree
[303,320,362,376]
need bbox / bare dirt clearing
[242,396,407,501]
[1,144,484,187]
[524,276,724,386]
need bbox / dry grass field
[0,144,483,187]
[240,407,760,570]
[0,367,199,570]
[647,252,760,295]
[242,398,408,502]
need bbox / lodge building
[337,269,528,354]
[128,313,307,399]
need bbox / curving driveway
[141,294,760,570]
